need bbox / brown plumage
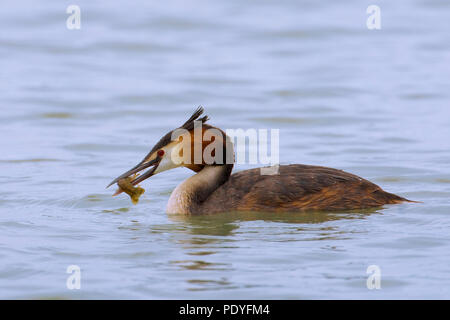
[108,107,414,214]
[196,164,410,214]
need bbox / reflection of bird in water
[108,107,414,214]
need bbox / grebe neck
[166,164,233,215]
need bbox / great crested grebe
[107,107,412,214]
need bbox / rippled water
[1,0,450,299]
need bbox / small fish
[114,175,145,205]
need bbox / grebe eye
[157,150,165,157]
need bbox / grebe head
[107,107,234,188]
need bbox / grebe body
[166,164,408,214]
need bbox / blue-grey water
[1,0,450,299]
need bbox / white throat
[166,166,227,215]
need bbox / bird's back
[198,164,409,214]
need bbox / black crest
[145,107,209,157]
[181,106,209,131]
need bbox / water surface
[0,0,450,299]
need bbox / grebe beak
[106,155,162,189]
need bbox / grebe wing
[200,164,406,213]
